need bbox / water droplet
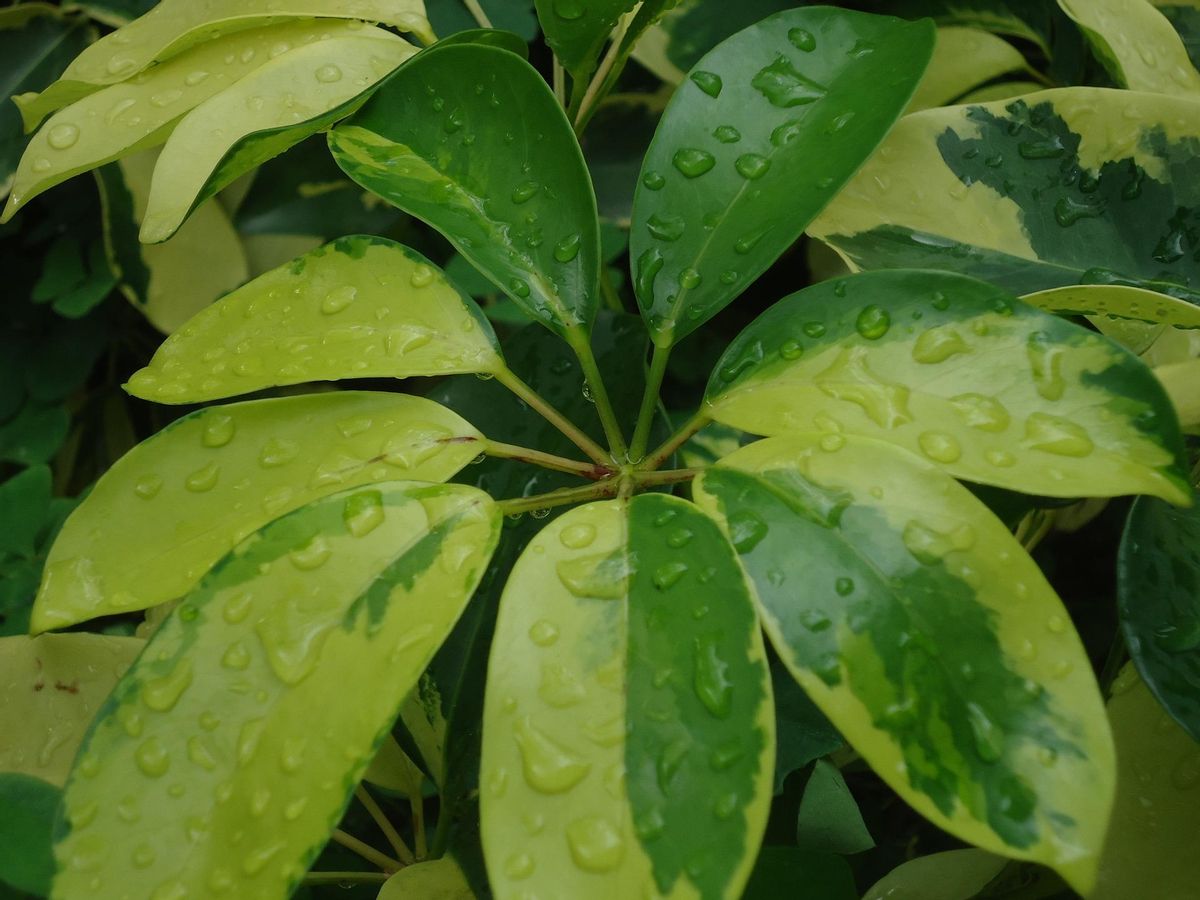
[511,180,539,203]
[201,413,235,447]
[690,70,722,97]
[321,284,357,314]
[259,437,299,467]
[816,347,911,428]
[727,509,767,553]
[653,561,688,590]
[902,519,975,564]
[184,70,210,86]
[635,248,665,305]
[142,660,193,711]
[560,522,597,549]
[752,54,827,107]
[242,841,285,876]
[646,212,685,242]
[1154,618,1200,653]
[504,852,535,879]
[529,620,559,646]
[106,55,136,76]
[554,232,582,263]
[343,490,384,538]
[187,735,218,771]
[779,339,803,360]
[554,0,585,19]
[32,157,52,172]
[770,120,802,147]
[693,635,733,718]
[735,153,771,180]
[183,461,219,492]
[965,702,1003,763]
[802,321,826,338]
[566,816,625,872]
[912,325,969,363]
[135,737,170,777]
[134,474,163,499]
[1054,195,1104,227]
[1018,136,1064,159]
[713,124,741,143]
[642,170,665,190]
[508,278,531,298]
[855,305,890,339]
[1024,332,1065,401]
[513,717,590,793]
[950,393,1010,432]
[918,431,962,464]
[290,535,331,570]
[150,88,183,108]
[314,63,342,83]
[679,268,702,290]
[788,27,816,51]
[986,449,1015,467]
[835,576,854,596]
[221,642,251,670]
[222,592,252,625]
[1023,413,1093,457]
[132,844,156,868]
[666,527,694,548]
[672,147,715,178]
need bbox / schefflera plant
[19,6,1194,900]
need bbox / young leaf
[1021,283,1200,328]
[705,269,1190,503]
[629,7,933,346]
[809,88,1200,304]
[1118,493,1200,740]
[15,0,433,129]
[693,435,1116,894]
[794,759,873,855]
[125,236,502,404]
[908,26,1029,112]
[329,45,602,339]
[862,849,1008,900]
[534,0,636,101]
[139,30,418,242]
[378,856,474,898]
[0,634,144,785]
[0,773,59,896]
[51,482,500,900]
[480,495,774,900]
[1057,0,1200,95]
[1092,665,1200,899]
[35,391,485,632]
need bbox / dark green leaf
[535,0,636,99]
[427,0,538,42]
[0,465,52,560]
[772,660,842,793]
[743,846,857,900]
[0,773,59,896]
[795,759,874,854]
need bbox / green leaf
[862,849,1009,900]
[51,481,500,900]
[0,10,92,199]
[1021,283,1200,327]
[0,634,143,786]
[630,6,934,347]
[1154,358,1200,429]
[480,495,773,899]
[35,390,484,631]
[693,435,1116,893]
[96,147,248,334]
[363,734,425,797]
[1057,0,1200,95]
[810,88,1200,304]
[378,855,474,899]
[1156,2,1200,71]
[0,773,59,896]
[138,29,419,243]
[125,235,502,404]
[794,758,873,855]
[426,0,538,42]
[329,44,601,339]
[15,0,433,129]
[435,27,531,58]
[1092,664,1200,899]
[0,400,70,467]
[0,464,52,559]
[534,0,636,99]
[908,26,1029,112]
[771,660,841,793]
[705,269,1190,503]
[3,21,377,222]
[742,846,856,900]
[1118,493,1200,739]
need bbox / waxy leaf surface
[534,0,636,99]
[140,30,418,242]
[0,633,143,785]
[705,269,1189,503]
[694,435,1115,893]
[810,88,1200,304]
[51,481,500,900]
[630,6,933,346]
[330,45,601,338]
[125,235,501,404]
[908,26,1027,111]
[1021,283,1200,328]
[481,495,773,899]
[35,391,483,631]
[1118,493,1200,739]
[15,0,432,128]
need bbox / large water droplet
[559,522,597,549]
[47,123,80,149]
[314,64,342,83]
[566,816,625,872]
[142,660,193,711]
[690,70,722,97]
[321,285,357,314]
[289,535,332,570]
[788,27,816,51]
[343,490,384,538]
[259,437,299,467]
[816,347,911,428]
[752,54,827,107]
[184,461,219,492]
[201,413,235,448]
[918,431,962,463]
[854,305,890,339]
[672,148,715,178]
[965,702,1004,763]
[513,717,590,793]
[1023,413,1093,457]
[693,635,733,718]
[912,325,969,363]
[135,737,170,777]
[950,393,1010,432]
[646,212,685,242]
[735,153,771,180]
[553,232,581,263]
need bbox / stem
[567,330,628,458]
[553,58,567,108]
[461,0,492,28]
[497,480,619,516]
[486,439,612,479]
[331,829,402,873]
[573,4,639,132]
[599,266,624,312]
[494,366,611,465]
[634,467,700,489]
[303,872,391,886]
[629,343,671,462]
[642,410,710,471]
[355,786,415,865]
[411,796,428,860]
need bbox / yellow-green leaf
[15,0,432,129]
[378,856,475,899]
[51,481,500,900]
[481,496,774,900]
[862,849,1008,900]
[1058,0,1200,95]
[0,634,143,786]
[908,26,1029,112]
[139,30,417,243]
[1093,664,1200,899]
[1,20,369,221]
[35,391,484,632]
[364,734,425,797]
[705,269,1190,503]
[694,435,1116,894]
[1155,358,1200,430]
[125,236,502,404]
[1022,283,1200,328]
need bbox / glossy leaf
[139,30,418,243]
[810,87,1200,304]
[51,481,500,900]
[908,26,1028,112]
[0,633,143,785]
[364,734,425,796]
[1118,493,1200,739]
[378,856,475,899]
[435,27,531,58]
[705,269,1190,503]
[794,759,873,854]
[2,20,372,221]
[125,236,502,404]
[1058,0,1200,95]
[330,44,601,339]
[15,0,433,128]
[35,391,484,631]
[535,0,635,98]
[0,773,59,895]
[480,496,773,899]
[862,849,1008,900]
[1155,358,1200,430]
[96,147,249,334]
[1093,664,1200,898]
[1022,283,1200,328]
[629,7,933,346]
[694,435,1116,893]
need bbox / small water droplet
[513,717,590,793]
[343,490,384,538]
[727,509,767,553]
[641,170,665,190]
[201,413,236,447]
[511,180,540,203]
[693,635,733,718]
[508,278,531,298]
[289,535,331,570]
[653,561,688,590]
[566,816,624,872]
[734,153,771,180]
[788,27,816,51]
[690,70,722,97]
[315,63,342,83]
[529,620,559,646]
[918,431,962,463]
[184,70,210,86]
[48,122,80,149]
[134,474,163,499]
[855,305,890,339]
[835,576,854,596]
[672,148,716,178]
[560,522,597,549]
[504,852,535,879]
[553,232,582,263]
[554,0,585,19]
[321,284,357,314]
[713,124,741,143]
[135,737,170,777]
[966,702,1004,763]
[646,212,685,242]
